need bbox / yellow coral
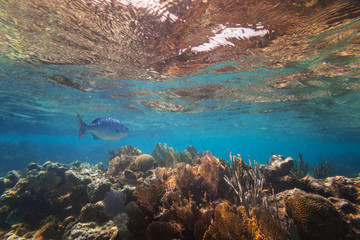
[203,202,246,240]
[284,189,343,240]
[249,207,288,240]
[203,202,288,240]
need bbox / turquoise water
[1,58,360,177]
[1,0,360,177]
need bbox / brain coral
[284,188,344,240]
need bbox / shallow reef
[0,145,360,240]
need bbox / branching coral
[291,152,309,179]
[108,145,142,161]
[116,145,142,157]
[152,143,178,167]
[224,152,264,217]
[152,143,193,167]
[312,160,333,179]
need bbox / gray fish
[77,113,129,141]
[5,209,23,225]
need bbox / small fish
[5,209,23,225]
[77,113,129,141]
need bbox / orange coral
[133,183,165,213]
[162,153,222,203]
[198,153,222,194]
[203,202,288,240]
[248,207,288,240]
[284,188,344,240]
[203,202,246,240]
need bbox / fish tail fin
[77,113,87,141]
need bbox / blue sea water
[1,0,360,178]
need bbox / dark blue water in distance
[1,0,360,178]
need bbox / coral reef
[1,144,360,240]
[0,161,127,239]
[107,145,159,187]
[124,152,222,239]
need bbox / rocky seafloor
[0,144,359,240]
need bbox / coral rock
[5,235,27,240]
[135,154,156,172]
[0,178,5,196]
[125,201,148,240]
[27,162,41,171]
[79,202,109,224]
[65,170,91,186]
[124,170,137,180]
[0,179,31,208]
[6,171,21,188]
[300,175,333,197]
[107,155,133,176]
[261,156,295,184]
[284,188,344,240]
[328,197,360,236]
[32,216,64,240]
[87,178,111,203]
[70,184,90,213]
[324,176,360,204]
[146,221,182,240]
[63,221,120,240]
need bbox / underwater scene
[1,0,360,239]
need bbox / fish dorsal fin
[91,118,104,124]
[92,134,102,140]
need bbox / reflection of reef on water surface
[1,144,360,239]
[1,0,359,79]
[1,0,360,134]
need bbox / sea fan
[103,189,126,218]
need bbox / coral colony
[0,144,359,239]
